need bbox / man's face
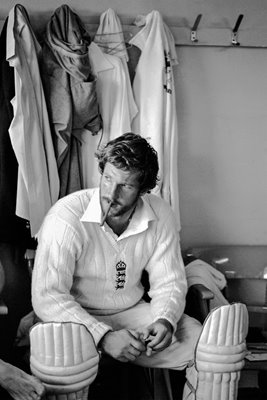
[100,162,141,218]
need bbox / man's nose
[108,182,119,202]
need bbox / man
[32,133,201,397]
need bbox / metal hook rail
[1,13,267,48]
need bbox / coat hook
[191,14,202,43]
[232,14,244,46]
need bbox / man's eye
[122,184,134,191]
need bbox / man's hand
[0,360,45,400]
[99,329,146,362]
[138,319,173,356]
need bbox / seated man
[32,133,202,398]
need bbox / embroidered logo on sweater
[115,261,126,290]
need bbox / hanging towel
[129,11,180,232]
[6,4,60,237]
[185,259,229,310]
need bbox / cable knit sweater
[32,188,187,346]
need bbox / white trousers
[92,301,201,399]
[93,301,201,370]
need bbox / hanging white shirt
[90,42,137,142]
[80,9,137,189]
[81,43,137,189]
[93,9,137,142]
[6,5,59,236]
[94,8,129,62]
[129,11,181,232]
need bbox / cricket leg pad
[192,303,248,400]
[30,321,99,399]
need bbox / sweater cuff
[89,321,113,347]
[153,315,178,333]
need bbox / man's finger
[149,335,172,352]
[146,346,153,357]
[134,327,150,341]
[128,330,146,351]
[129,329,141,339]
[129,345,142,357]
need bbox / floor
[238,388,265,400]
[237,327,267,400]
[0,370,264,400]
[89,364,267,400]
[237,368,267,400]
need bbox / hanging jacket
[6,4,60,238]
[41,4,102,198]
[0,17,32,244]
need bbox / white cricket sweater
[32,188,187,346]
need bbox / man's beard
[101,196,138,218]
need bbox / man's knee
[175,314,202,349]
[184,304,249,400]
[173,314,202,366]
[30,322,99,397]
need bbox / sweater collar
[80,188,102,224]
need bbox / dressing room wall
[1,0,267,249]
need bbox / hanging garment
[89,42,137,142]
[6,4,60,237]
[93,9,137,142]
[79,8,137,189]
[0,17,32,244]
[94,8,128,62]
[129,11,181,231]
[41,4,102,197]
[80,42,138,189]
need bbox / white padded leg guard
[194,303,249,400]
[30,322,99,400]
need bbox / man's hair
[95,133,159,194]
